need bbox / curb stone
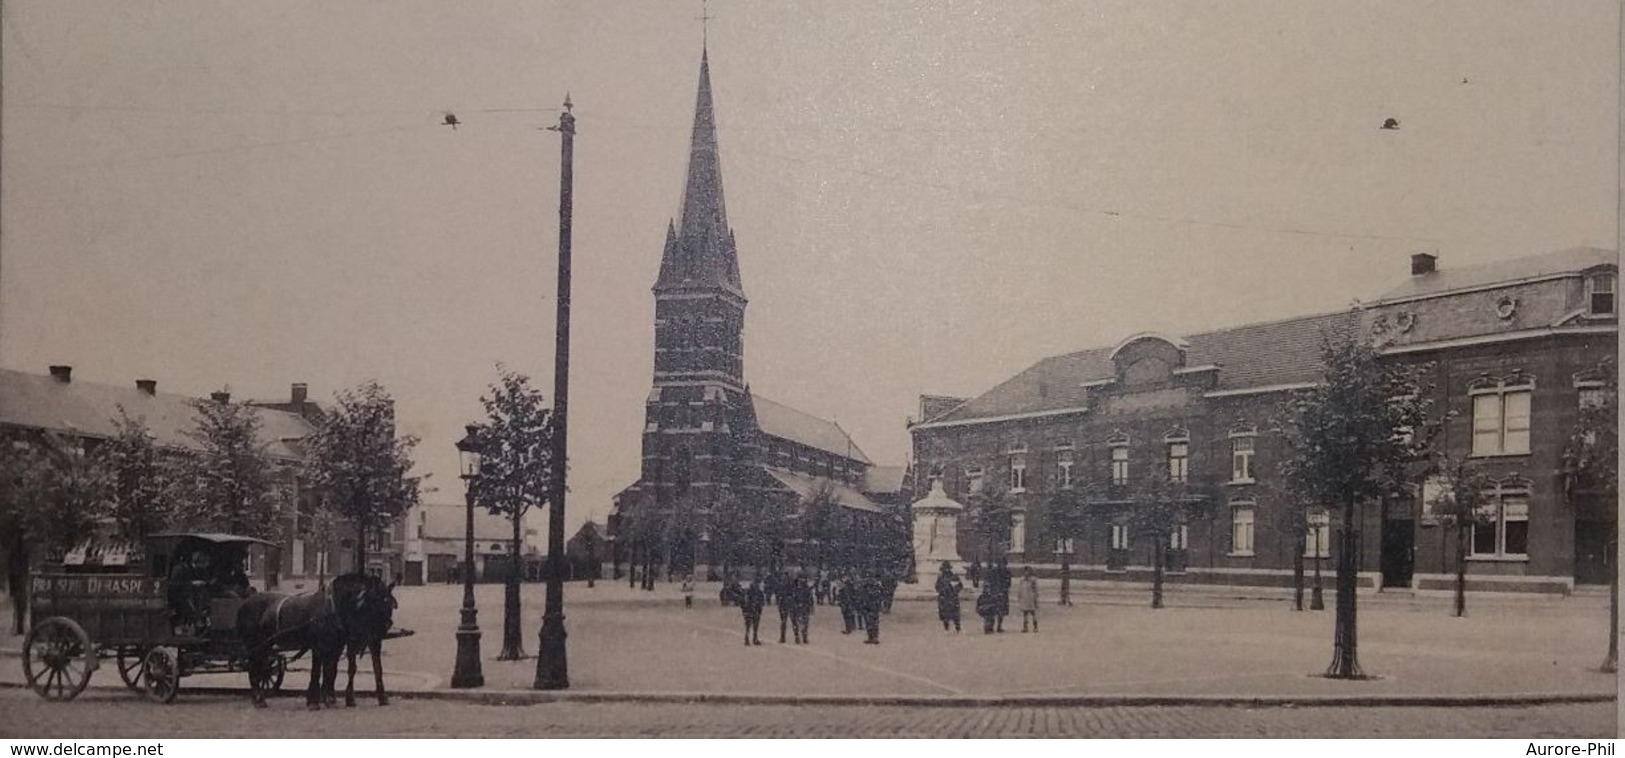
[0,679,1612,709]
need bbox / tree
[800,481,844,574]
[1078,469,1213,609]
[172,395,287,540]
[100,409,175,544]
[1042,489,1087,604]
[307,382,422,577]
[1562,358,1617,672]
[465,369,553,661]
[1425,456,1494,618]
[965,483,1013,563]
[1279,336,1440,679]
[0,433,109,633]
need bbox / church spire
[655,48,743,296]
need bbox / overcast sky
[1,1,1617,539]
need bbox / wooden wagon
[21,532,293,703]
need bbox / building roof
[763,467,883,513]
[0,368,314,460]
[862,465,909,494]
[1373,247,1617,304]
[751,394,871,465]
[418,504,516,543]
[926,310,1359,425]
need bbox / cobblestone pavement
[0,690,1614,738]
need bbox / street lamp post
[451,424,485,688]
[535,95,575,690]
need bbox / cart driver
[217,552,252,598]
[167,550,212,635]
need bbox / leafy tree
[1078,468,1213,609]
[0,433,109,633]
[1042,488,1087,603]
[466,369,553,661]
[800,480,844,574]
[173,395,287,540]
[964,482,1013,563]
[1279,336,1440,679]
[1425,456,1494,618]
[100,409,175,544]
[307,381,422,574]
[1562,358,1617,672]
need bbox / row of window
[965,432,1253,493]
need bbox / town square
[0,0,1619,741]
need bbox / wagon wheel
[116,647,148,691]
[21,617,94,702]
[140,647,180,705]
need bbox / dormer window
[1588,273,1615,316]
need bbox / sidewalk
[1,582,1615,706]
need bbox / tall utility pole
[535,95,575,690]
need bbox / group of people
[936,560,1040,634]
[718,569,896,646]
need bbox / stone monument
[911,479,965,574]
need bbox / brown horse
[237,587,343,709]
[328,573,396,707]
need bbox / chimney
[210,391,231,404]
[48,365,72,383]
[1410,253,1437,276]
[135,379,157,395]
[291,383,308,405]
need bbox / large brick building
[609,48,907,579]
[910,248,1616,594]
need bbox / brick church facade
[608,49,907,580]
[912,248,1616,594]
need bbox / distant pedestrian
[788,574,814,644]
[976,585,998,634]
[816,573,831,606]
[740,580,765,646]
[859,573,883,644]
[935,562,963,632]
[1016,566,1040,632]
[991,559,1012,633]
[1059,563,1073,607]
[682,575,695,608]
[834,576,855,634]
[967,559,982,589]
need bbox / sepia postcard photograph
[0,0,1618,742]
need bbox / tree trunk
[1292,517,1306,611]
[1151,532,1165,610]
[499,510,526,660]
[1453,520,1468,618]
[1326,497,1365,679]
[353,516,368,577]
[1605,538,1618,673]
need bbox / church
[607,48,909,581]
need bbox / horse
[236,586,343,709]
[327,573,397,707]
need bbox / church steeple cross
[697,0,716,49]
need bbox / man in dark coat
[991,559,1012,633]
[935,562,963,632]
[834,575,855,634]
[977,586,999,634]
[740,579,765,646]
[859,573,883,645]
[788,574,814,644]
[967,559,982,589]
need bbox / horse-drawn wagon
[21,532,292,704]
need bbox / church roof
[1372,247,1616,304]
[0,368,314,460]
[655,49,744,297]
[751,393,872,465]
[925,310,1359,425]
[763,467,883,513]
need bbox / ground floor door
[1380,519,1414,588]
[1574,519,1615,585]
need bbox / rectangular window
[1231,506,1255,555]
[1057,451,1075,489]
[1231,437,1255,482]
[1579,385,1609,410]
[966,467,985,495]
[1167,442,1188,483]
[1305,511,1330,558]
[1589,274,1615,316]
[1055,537,1074,555]
[1110,447,1130,486]
[1169,524,1189,550]
[1471,489,1531,559]
[1110,524,1131,550]
[1009,455,1028,493]
[1471,388,1533,456]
